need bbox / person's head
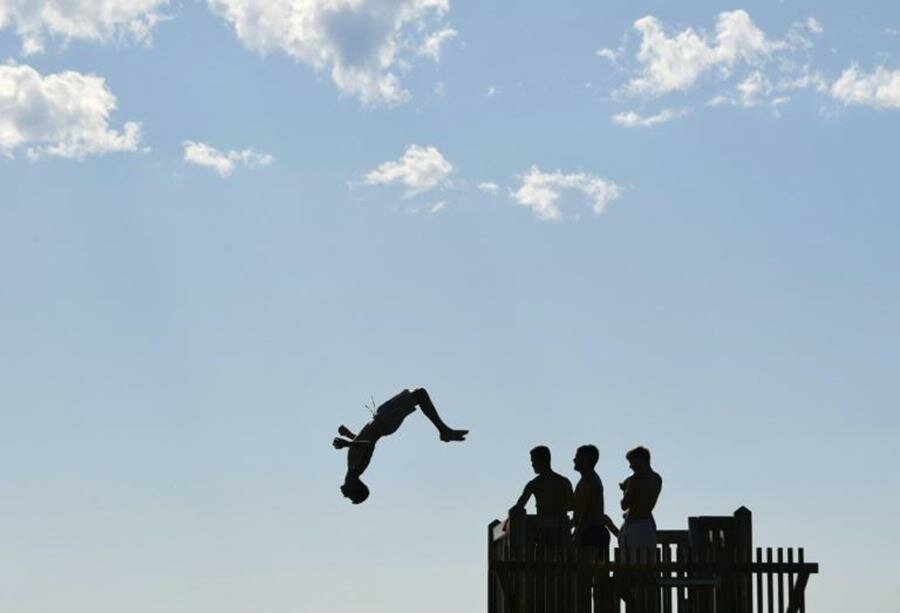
[530,446,551,474]
[341,475,370,504]
[626,446,651,472]
[574,445,599,473]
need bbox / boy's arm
[604,515,620,538]
[621,478,634,511]
[565,480,575,513]
[332,437,376,450]
[347,439,374,447]
[513,482,533,510]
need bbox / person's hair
[341,478,370,504]
[530,445,551,466]
[626,446,651,466]
[578,445,599,468]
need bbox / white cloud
[830,65,900,109]
[736,70,773,107]
[596,47,622,64]
[0,62,142,159]
[364,144,452,196]
[418,26,456,60]
[611,107,687,127]
[429,200,446,213]
[477,181,499,194]
[626,10,783,96]
[486,84,499,97]
[778,70,828,93]
[510,166,621,222]
[182,141,273,177]
[206,0,452,105]
[806,17,824,35]
[0,0,168,55]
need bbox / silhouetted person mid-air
[511,446,574,545]
[572,444,611,555]
[618,445,662,556]
[332,387,468,504]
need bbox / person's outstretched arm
[604,515,620,537]
[333,437,375,450]
[513,482,533,510]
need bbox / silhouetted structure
[488,507,818,613]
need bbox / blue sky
[1,1,899,612]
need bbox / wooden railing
[488,519,818,613]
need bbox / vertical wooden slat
[766,548,774,613]
[777,548,785,613]
[554,545,562,613]
[755,548,763,613]
[537,544,546,613]
[488,524,494,613]
[662,544,672,613]
[520,535,527,613]
[686,547,696,613]
[618,546,627,613]
[527,540,535,613]
[798,549,805,613]
[787,548,795,613]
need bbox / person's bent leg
[409,388,468,441]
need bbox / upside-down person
[332,387,468,504]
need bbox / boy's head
[625,446,651,471]
[574,445,599,472]
[530,445,551,474]
[341,476,370,504]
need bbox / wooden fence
[488,510,818,613]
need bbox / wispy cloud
[0,0,168,55]
[478,181,500,195]
[419,26,457,60]
[183,141,273,177]
[611,108,687,128]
